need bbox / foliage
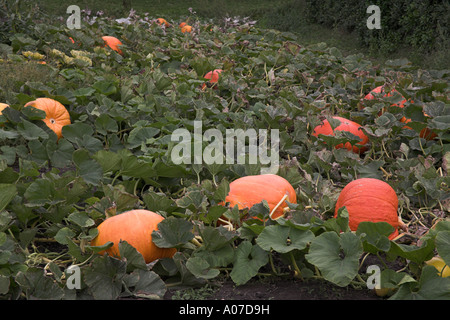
[0,8,449,300]
[304,0,450,54]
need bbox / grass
[15,0,450,70]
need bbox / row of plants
[0,9,449,299]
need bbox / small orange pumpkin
[181,25,193,33]
[334,178,403,240]
[222,174,297,220]
[24,98,71,140]
[202,69,223,90]
[0,103,9,114]
[156,18,170,27]
[362,86,436,140]
[179,22,187,28]
[102,36,123,55]
[312,116,369,154]
[91,209,177,264]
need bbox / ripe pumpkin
[334,178,401,240]
[425,256,450,277]
[181,25,193,33]
[24,98,71,140]
[102,36,123,55]
[179,22,187,28]
[202,69,223,90]
[222,174,297,220]
[362,86,436,140]
[156,18,170,27]
[0,103,9,114]
[312,116,369,154]
[91,209,177,264]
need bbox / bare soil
[164,277,381,300]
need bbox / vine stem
[289,251,303,280]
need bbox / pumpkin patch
[0,5,447,301]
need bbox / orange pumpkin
[222,174,297,220]
[179,22,187,28]
[362,86,436,140]
[156,18,170,27]
[181,25,193,33]
[312,116,369,154]
[102,36,123,55]
[334,178,402,240]
[24,98,71,140]
[0,103,9,114]
[91,209,177,263]
[202,69,223,90]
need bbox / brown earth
[165,276,382,300]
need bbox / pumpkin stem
[269,194,289,220]
[217,217,235,231]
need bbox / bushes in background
[304,0,449,54]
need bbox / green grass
[24,0,450,70]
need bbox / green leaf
[54,227,75,245]
[118,240,148,272]
[17,119,49,140]
[0,184,17,211]
[435,231,450,266]
[72,149,103,185]
[67,211,95,228]
[388,240,435,264]
[256,224,314,253]
[15,268,64,300]
[92,80,117,96]
[151,216,194,248]
[186,256,220,280]
[124,269,167,299]
[390,266,450,300]
[356,221,394,253]
[83,255,127,300]
[305,231,363,287]
[230,241,269,286]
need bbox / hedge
[304,0,449,53]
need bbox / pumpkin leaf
[390,266,450,300]
[256,224,315,253]
[83,255,127,300]
[0,184,17,211]
[151,216,194,248]
[356,221,394,253]
[305,231,363,287]
[230,241,269,286]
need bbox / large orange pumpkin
[24,98,71,140]
[334,178,402,240]
[362,86,436,140]
[312,116,369,154]
[91,209,177,263]
[102,36,123,55]
[222,174,297,220]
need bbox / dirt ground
[164,277,381,300]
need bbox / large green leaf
[230,241,269,286]
[305,231,363,287]
[256,224,314,253]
